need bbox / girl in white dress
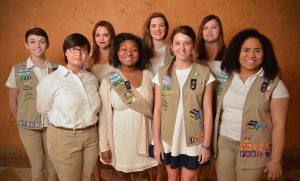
[90,20,116,181]
[91,20,116,81]
[143,12,172,75]
[151,26,214,180]
[99,33,158,181]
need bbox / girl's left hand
[264,160,282,180]
[198,146,211,164]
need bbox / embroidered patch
[161,85,172,90]
[108,72,121,83]
[21,80,32,90]
[240,137,272,158]
[123,89,135,103]
[246,120,263,131]
[161,100,168,111]
[18,120,40,128]
[188,133,204,144]
[216,86,223,95]
[189,109,202,128]
[217,74,229,83]
[161,90,174,96]
[17,69,30,76]
[162,75,172,85]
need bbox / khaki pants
[215,135,264,181]
[18,127,57,181]
[47,125,99,181]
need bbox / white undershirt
[149,46,166,75]
[220,69,289,141]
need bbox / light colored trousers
[18,127,57,181]
[215,135,264,181]
[47,125,99,181]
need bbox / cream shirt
[149,46,166,74]
[6,57,53,127]
[220,68,290,141]
[36,65,100,129]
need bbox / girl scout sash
[104,69,153,119]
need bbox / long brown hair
[196,15,226,61]
[167,26,196,76]
[142,12,169,60]
[91,20,116,65]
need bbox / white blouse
[36,65,100,129]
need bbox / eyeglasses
[68,47,89,54]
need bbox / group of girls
[6,11,289,181]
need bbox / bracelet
[271,159,282,163]
[200,143,210,151]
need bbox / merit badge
[216,86,223,95]
[123,89,135,103]
[161,100,168,111]
[240,151,246,157]
[162,75,172,85]
[161,85,172,90]
[108,72,121,83]
[217,74,229,83]
[243,137,251,144]
[190,79,197,90]
[261,81,269,92]
[124,81,131,89]
[189,109,202,128]
[17,69,30,76]
[246,120,262,131]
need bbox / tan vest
[158,63,210,147]
[214,74,279,169]
[14,61,58,129]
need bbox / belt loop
[73,128,76,135]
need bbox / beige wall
[1,0,299,149]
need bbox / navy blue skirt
[149,145,209,170]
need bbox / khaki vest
[14,61,58,129]
[158,63,210,147]
[214,74,279,169]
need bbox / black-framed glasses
[68,47,89,54]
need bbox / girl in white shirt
[37,33,100,181]
[152,26,214,181]
[214,29,289,181]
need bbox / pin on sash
[124,81,131,89]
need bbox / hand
[154,143,164,164]
[100,150,112,163]
[198,146,210,164]
[264,160,282,180]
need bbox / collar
[59,65,86,78]
[235,68,264,78]
[26,57,52,69]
